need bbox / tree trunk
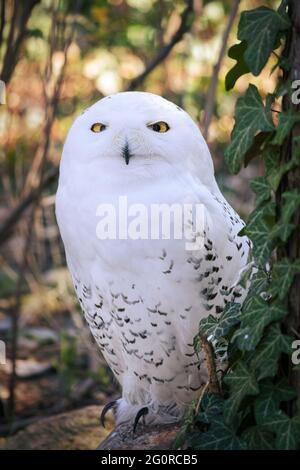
[280,0,300,398]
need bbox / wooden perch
[98,421,181,451]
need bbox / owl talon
[100,399,118,428]
[133,406,149,433]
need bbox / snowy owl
[56,92,251,430]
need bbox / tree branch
[202,0,240,140]
[0,0,5,49]
[127,0,194,91]
[5,0,83,423]
[0,0,41,84]
[0,0,82,247]
[0,168,58,246]
[199,334,221,394]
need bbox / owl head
[59,92,216,190]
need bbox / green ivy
[181,0,300,450]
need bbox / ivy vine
[179,0,300,450]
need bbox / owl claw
[133,406,149,433]
[100,400,118,428]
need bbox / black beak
[122,141,131,165]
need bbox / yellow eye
[91,122,106,133]
[148,121,170,133]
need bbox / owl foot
[133,406,149,433]
[100,399,118,428]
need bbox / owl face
[60,92,215,187]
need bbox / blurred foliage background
[0,0,281,447]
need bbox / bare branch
[0,168,58,246]
[7,203,36,423]
[0,1,82,247]
[202,0,240,140]
[0,0,41,84]
[6,0,83,423]
[127,0,194,91]
[0,0,5,49]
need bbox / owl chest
[81,272,201,383]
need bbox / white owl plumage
[55,92,251,427]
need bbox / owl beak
[122,142,132,165]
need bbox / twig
[0,0,5,50]
[0,168,58,246]
[199,334,221,394]
[23,2,75,193]
[0,0,82,246]
[0,0,41,84]
[195,382,209,415]
[6,0,83,425]
[126,0,194,91]
[7,204,36,424]
[202,0,240,140]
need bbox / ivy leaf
[265,146,299,191]
[196,393,224,424]
[245,219,273,266]
[263,378,297,402]
[244,131,274,167]
[242,426,275,450]
[271,222,296,243]
[248,268,270,294]
[234,296,286,351]
[251,323,292,380]
[225,41,250,91]
[254,379,296,425]
[190,415,246,450]
[250,177,272,206]
[269,258,300,300]
[281,189,300,224]
[238,6,290,75]
[261,411,300,450]
[225,85,275,174]
[276,417,300,450]
[199,303,242,343]
[260,408,288,428]
[214,302,241,339]
[198,315,218,339]
[238,261,255,290]
[243,202,275,266]
[264,146,281,190]
[245,196,275,231]
[254,394,278,422]
[223,361,259,423]
[272,109,300,145]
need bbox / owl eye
[91,122,106,133]
[147,121,170,133]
